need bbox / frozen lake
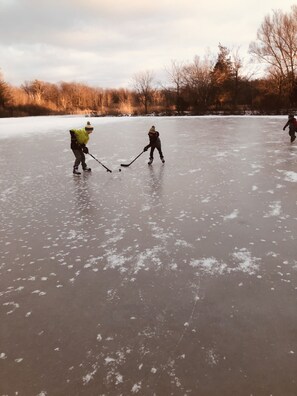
[0,115,297,395]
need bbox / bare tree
[249,7,297,101]
[21,80,46,104]
[231,47,243,107]
[165,60,185,113]
[183,54,214,111]
[132,70,155,114]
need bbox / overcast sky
[0,0,295,88]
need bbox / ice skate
[73,167,81,175]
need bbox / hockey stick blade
[89,153,112,172]
[120,150,145,168]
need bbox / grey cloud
[1,0,184,47]
[1,0,294,87]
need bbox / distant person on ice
[144,126,165,165]
[70,121,93,175]
[283,114,296,143]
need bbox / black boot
[83,167,92,172]
[148,158,153,165]
[73,167,81,175]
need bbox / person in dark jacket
[144,126,165,165]
[70,121,94,175]
[283,114,296,143]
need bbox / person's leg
[72,149,83,173]
[81,152,91,171]
[156,143,164,162]
[149,146,155,164]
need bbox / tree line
[1,6,297,118]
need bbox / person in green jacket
[70,121,94,175]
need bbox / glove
[283,127,286,131]
[143,146,148,152]
[83,146,89,154]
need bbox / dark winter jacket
[283,118,297,134]
[145,130,161,150]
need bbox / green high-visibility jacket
[72,129,90,145]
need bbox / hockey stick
[120,150,145,167]
[88,153,112,173]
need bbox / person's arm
[70,130,87,151]
[70,130,78,143]
[144,133,152,151]
[82,144,89,153]
[283,121,289,130]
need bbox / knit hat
[149,126,156,133]
[85,121,94,131]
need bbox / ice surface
[0,115,297,395]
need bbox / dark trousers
[150,142,164,160]
[289,128,296,142]
[72,149,87,169]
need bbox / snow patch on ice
[116,373,123,384]
[206,349,219,366]
[105,228,125,244]
[104,252,129,272]
[190,249,260,276]
[201,196,211,203]
[223,209,239,220]
[84,256,103,270]
[131,382,142,393]
[105,357,116,364]
[3,301,20,314]
[278,170,297,182]
[134,246,162,273]
[83,367,98,385]
[140,204,151,212]
[264,201,281,217]
[190,257,227,275]
[232,248,260,275]
[175,239,193,248]
[67,230,78,240]
[151,225,172,241]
